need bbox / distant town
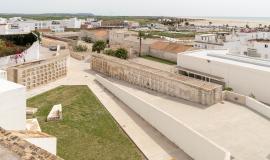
[1,13,270,160]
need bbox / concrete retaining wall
[223,91,246,105]
[246,97,270,119]
[223,91,270,119]
[96,74,231,160]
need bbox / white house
[194,33,228,49]
[195,31,270,60]
[177,49,270,105]
[224,32,270,59]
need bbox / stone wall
[91,54,222,106]
[7,53,68,90]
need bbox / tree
[114,48,128,59]
[92,40,106,53]
[209,21,212,26]
[138,31,146,57]
[184,21,189,26]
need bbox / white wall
[0,80,26,130]
[246,97,270,119]
[178,52,270,104]
[0,41,40,67]
[96,75,231,160]
[25,137,57,155]
[0,70,7,80]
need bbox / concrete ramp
[96,74,231,160]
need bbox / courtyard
[27,85,144,160]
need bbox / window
[265,44,268,48]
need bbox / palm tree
[92,40,106,53]
[138,31,146,57]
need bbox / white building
[62,17,81,29]
[8,17,23,23]
[194,33,228,49]
[0,17,7,24]
[0,79,26,130]
[0,78,58,155]
[224,32,270,59]
[195,31,270,60]
[177,49,270,104]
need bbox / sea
[187,16,270,22]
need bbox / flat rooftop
[0,79,25,93]
[105,77,270,160]
[182,49,270,72]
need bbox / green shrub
[104,49,115,56]
[249,93,256,99]
[82,36,92,43]
[114,48,128,59]
[0,40,27,57]
[0,32,37,46]
[92,40,106,53]
[73,45,88,52]
[224,87,233,91]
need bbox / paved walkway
[105,77,270,160]
[27,57,192,160]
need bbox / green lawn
[142,55,177,65]
[27,85,144,160]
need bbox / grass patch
[139,31,195,39]
[27,85,144,160]
[142,55,176,65]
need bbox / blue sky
[1,0,270,17]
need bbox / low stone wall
[223,91,246,105]
[91,53,222,106]
[70,50,90,61]
[246,97,270,118]
[7,53,68,90]
[96,75,231,160]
